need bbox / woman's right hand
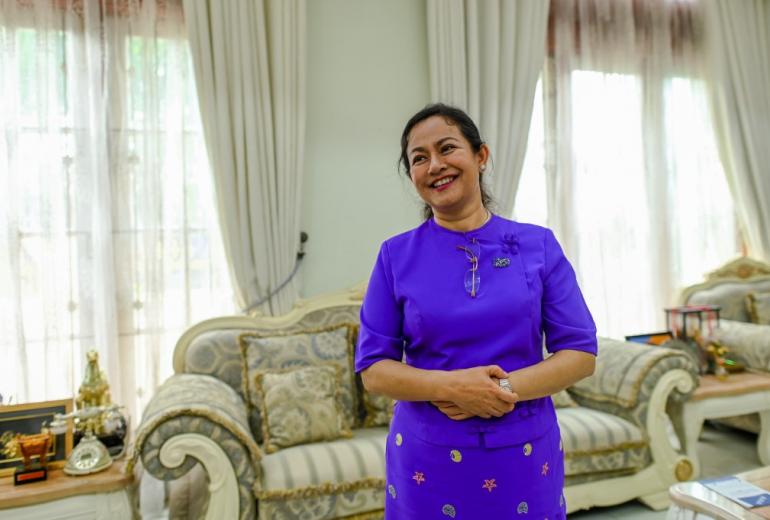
[441,365,519,419]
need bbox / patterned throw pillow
[239,324,358,441]
[746,291,770,325]
[254,365,352,453]
[362,392,395,427]
[551,389,578,408]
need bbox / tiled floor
[569,422,762,518]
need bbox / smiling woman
[357,103,597,519]
[399,104,494,224]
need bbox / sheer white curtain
[516,0,742,338]
[427,0,549,215]
[705,0,770,262]
[0,0,233,420]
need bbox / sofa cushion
[255,365,353,454]
[256,427,387,520]
[712,319,770,371]
[557,406,650,478]
[239,324,359,441]
[552,390,578,408]
[747,291,770,325]
[362,392,394,427]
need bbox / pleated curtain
[705,0,770,262]
[182,0,306,315]
[426,0,549,215]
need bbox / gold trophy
[13,431,53,485]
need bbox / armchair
[562,337,697,511]
[679,256,770,433]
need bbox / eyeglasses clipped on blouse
[456,238,480,298]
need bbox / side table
[0,462,134,520]
[683,371,770,478]
[668,465,770,519]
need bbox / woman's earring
[480,164,487,173]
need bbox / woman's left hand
[431,401,475,420]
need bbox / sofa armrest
[128,374,262,520]
[569,337,699,432]
[713,319,770,371]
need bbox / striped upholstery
[257,410,649,515]
[557,407,650,478]
[257,427,387,519]
[570,337,684,407]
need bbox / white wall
[301,0,431,297]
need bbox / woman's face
[405,115,488,216]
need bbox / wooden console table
[0,462,134,520]
[684,371,770,478]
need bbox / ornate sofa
[129,285,698,519]
[679,256,770,434]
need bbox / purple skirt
[384,414,566,519]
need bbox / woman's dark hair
[399,103,494,220]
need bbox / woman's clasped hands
[431,365,519,420]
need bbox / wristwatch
[499,378,513,393]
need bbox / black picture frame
[0,399,73,477]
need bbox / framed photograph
[625,331,674,346]
[0,399,73,477]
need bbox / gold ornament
[675,459,694,481]
[76,350,112,410]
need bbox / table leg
[758,411,770,465]
[683,404,704,478]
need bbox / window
[515,68,741,338]
[0,12,233,416]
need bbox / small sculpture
[13,431,53,485]
[76,350,112,410]
[706,342,730,380]
[17,432,52,468]
[692,329,743,379]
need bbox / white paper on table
[701,476,770,508]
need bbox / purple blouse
[355,214,597,447]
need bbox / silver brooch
[493,257,511,268]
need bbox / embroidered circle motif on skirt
[395,433,403,446]
[517,501,529,514]
[450,449,462,462]
[523,442,533,456]
[388,484,396,499]
[442,504,457,518]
